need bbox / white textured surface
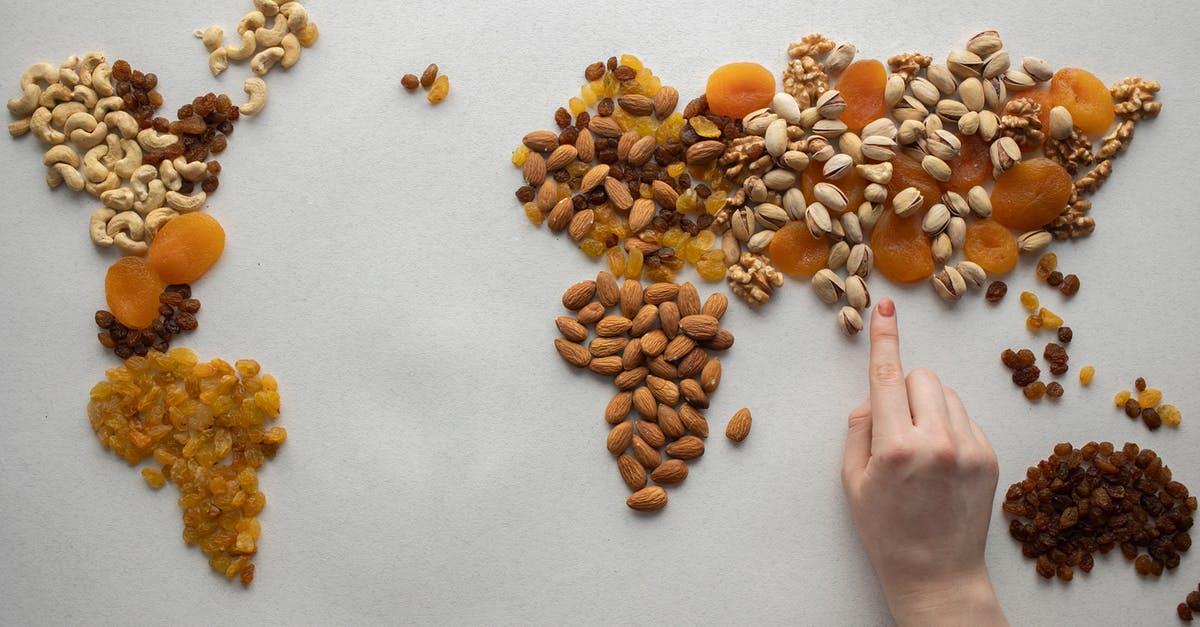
[1,1,1198,625]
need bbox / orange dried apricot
[705,62,775,119]
[1008,89,1051,150]
[871,208,934,284]
[801,164,866,214]
[943,132,990,193]
[836,60,888,131]
[964,219,1019,275]
[990,158,1073,231]
[768,221,830,276]
[148,213,226,284]
[1049,68,1114,135]
[105,256,166,330]
[887,153,941,208]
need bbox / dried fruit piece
[1079,366,1095,385]
[705,62,776,118]
[1020,291,1039,311]
[802,164,867,215]
[836,60,888,131]
[1035,253,1058,280]
[1160,404,1182,427]
[768,222,830,276]
[871,208,934,283]
[990,158,1073,231]
[1114,390,1131,407]
[964,219,1019,274]
[1139,388,1163,409]
[943,132,990,193]
[1050,68,1115,135]
[148,213,227,284]
[1038,307,1064,329]
[985,281,1007,303]
[105,257,167,330]
[427,74,450,104]
[887,153,942,209]
[1023,381,1047,400]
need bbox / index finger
[869,298,912,437]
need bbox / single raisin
[1001,349,1022,369]
[1046,382,1064,398]
[597,98,615,117]
[1047,270,1063,286]
[985,280,1008,303]
[1179,603,1194,622]
[1049,362,1069,376]
[1143,407,1162,431]
[95,310,115,328]
[1057,327,1072,343]
[180,299,201,314]
[1135,377,1147,392]
[584,62,605,82]
[1016,349,1036,367]
[1024,381,1047,400]
[1060,274,1080,296]
[1125,398,1143,418]
[554,107,570,128]
[1189,591,1200,612]
[1013,365,1041,386]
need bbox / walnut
[1074,158,1113,196]
[782,56,829,108]
[1044,127,1093,175]
[719,136,770,182]
[1111,77,1163,121]
[1094,119,1135,161]
[788,34,836,59]
[999,97,1045,150]
[727,252,784,306]
[887,52,932,80]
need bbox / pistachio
[764,118,788,158]
[893,95,928,123]
[958,110,980,135]
[730,207,756,241]
[932,266,967,301]
[798,106,822,129]
[782,188,806,221]
[847,243,873,278]
[753,203,789,231]
[892,186,924,217]
[935,98,969,123]
[828,239,851,270]
[922,155,951,182]
[845,275,871,310]
[925,130,962,161]
[946,216,967,250]
[924,113,944,137]
[857,162,893,185]
[813,182,848,213]
[780,150,811,172]
[747,229,775,253]
[989,136,1021,177]
[910,77,941,106]
[743,108,777,135]
[823,153,854,180]
[858,201,884,231]
[841,211,863,244]
[839,132,864,164]
[921,203,951,235]
[966,30,1003,56]
[927,64,958,96]
[762,168,797,190]
[862,117,897,140]
[981,50,1010,79]
[816,90,847,119]
[864,182,888,203]
[722,230,741,266]
[812,269,846,304]
[1049,105,1073,140]
[978,110,1000,141]
[958,77,985,112]
[942,190,969,217]
[744,176,769,203]
[885,73,907,107]
[804,202,833,238]
[838,306,864,336]
[806,136,834,161]
[956,260,986,289]
[1017,229,1052,254]
[947,49,983,79]
[827,43,857,75]
[931,233,952,264]
[1001,70,1035,90]
[1022,56,1053,82]
[770,92,802,125]
[897,119,926,145]
[967,185,992,218]
[860,135,897,162]
[812,118,848,138]
[982,77,1006,111]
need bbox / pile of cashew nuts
[197,0,318,81]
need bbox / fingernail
[877,298,895,317]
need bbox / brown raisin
[400,74,420,90]
[1049,362,1069,376]
[1001,349,1022,369]
[1135,554,1153,575]
[1143,407,1162,431]
[1060,274,1080,296]
[1057,327,1072,343]
[1024,381,1047,400]
[584,62,605,82]
[554,107,571,128]
[1179,603,1194,621]
[1189,591,1200,612]
[986,280,1008,303]
[1125,398,1143,418]
[1047,270,1063,286]
[1013,365,1041,386]
[1135,377,1147,392]
[1016,349,1036,368]
[1044,343,1068,362]
[597,98,615,117]
[1046,382,1064,398]
[613,65,637,81]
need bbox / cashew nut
[46,163,85,191]
[91,63,114,97]
[38,83,72,108]
[253,0,280,16]
[144,207,178,235]
[63,111,97,135]
[135,180,166,214]
[173,156,208,182]
[131,165,158,199]
[251,47,285,75]
[61,54,81,70]
[238,10,266,34]
[21,62,58,89]
[255,16,288,48]
[102,188,135,212]
[51,101,86,127]
[114,233,149,256]
[78,52,105,87]
[71,85,98,109]
[113,139,142,179]
[195,24,224,51]
[104,110,138,139]
[137,128,179,151]
[209,47,230,77]
[8,119,31,137]
[93,96,124,119]
[44,144,81,168]
[240,78,269,116]
[103,133,124,166]
[107,211,145,241]
[58,67,80,88]
[166,190,206,212]
[282,2,307,32]
[85,171,121,197]
[31,107,65,145]
[280,33,301,68]
[90,207,117,246]
[71,121,107,150]
[83,144,111,183]
[7,83,41,116]
[225,30,257,61]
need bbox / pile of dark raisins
[96,284,199,358]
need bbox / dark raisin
[1013,365,1041,386]
[1047,270,1063,286]
[97,332,116,349]
[613,65,636,81]
[114,345,133,359]
[1057,326,1072,343]
[1143,408,1162,431]
[1060,274,1080,296]
[985,280,1007,303]
[95,310,115,328]
[176,312,198,331]
[515,186,535,203]
[180,299,201,314]
[597,98,615,117]
[1135,377,1147,392]
[1049,362,1069,376]
[1179,603,1194,621]
[584,62,605,82]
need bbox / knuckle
[880,441,916,466]
[906,368,941,387]
[870,362,904,385]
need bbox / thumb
[842,400,872,488]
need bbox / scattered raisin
[1060,274,1081,296]
[1016,349,1036,367]
[1143,407,1162,431]
[1125,398,1144,418]
[1046,382,1064,398]
[554,107,570,128]
[597,98,615,117]
[584,62,605,81]
[1179,603,1194,622]
[1047,270,1064,286]
[613,65,637,81]
[1044,342,1068,363]
[1049,362,1069,376]
[1013,365,1041,386]
[95,310,115,328]
[1190,591,1200,612]
[1135,377,1147,392]
[1001,349,1022,369]
[1057,326,1073,343]
[1023,381,1047,400]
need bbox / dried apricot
[887,153,941,208]
[1050,68,1115,135]
[990,158,1073,231]
[705,62,775,119]
[964,219,1018,274]
[769,221,831,276]
[943,133,990,193]
[871,208,934,283]
[835,60,888,131]
[1007,89,1051,150]
[801,163,867,214]
[148,213,226,284]
[105,256,166,330]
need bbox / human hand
[841,299,1007,627]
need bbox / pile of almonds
[554,274,751,511]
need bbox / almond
[619,279,643,317]
[605,391,632,425]
[621,338,643,370]
[680,378,709,408]
[575,128,595,162]
[657,404,685,438]
[624,237,660,256]
[677,347,708,379]
[650,459,688,485]
[651,180,679,209]
[704,328,735,351]
[629,198,656,233]
[588,115,622,138]
[663,334,696,362]
[626,485,667,511]
[606,420,633,455]
[522,130,557,152]
[640,330,667,357]
[613,366,648,390]
[679,314,720,340]
[679,403,709,438]
[617,94,653,116]
[588,356,623,376]
[603,176,633,211]
[726,407,752,442]
[595,271,619,308]
[596,315,633,337]
[617,454,646,492]
[630,304,658,337]
[554,339,590,367]
[522,151,546,185]
[544,144,577,171]
[657,301,680,338]
[555,316,587,342]
[677,282,701,317]
[653,86,679,119]
[633,386,657,418]
[665,435,705,460]
[561,280,596,310]
[580,163,609,193]
[644,282,680,305]
[546,197,573,232]
[646,375,680,405]
[617,131,638,161]
[631,435,661,469]
[627,135,657,167]
[702,293,728,320]
[647,355,678,379]
[576,302,604,325]
[568,208,594,241]
[685,139,726,165]
[636,421,666,449]
[536,179,558,213]
[700,357,722,393]
[589,336,627,357]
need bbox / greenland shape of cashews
[137,128,178,151]
[113,139,142,179]
[104,110,138,138]
[38,83,72,108]
[90,207,116,246]
[173,157,209,182]
[159,158,182,191]
[90,63,113,97]
[51,101,86,127]
[144,207,179,236]
[250,46,284,75]
[21,62,58,89]
[70,121,107,150]
[225,30,257,61]
[134,179,166,214]
[71,84,98,108]
[166,190,206,212]
[92,95,124,119]
[237,11,266,35]
[106,210,145,243]
[279,33,300,68]
[209,47,230,77]
[43,144,80,168]
[31,107,64,144]
[255,16,288,48]
[77,52,104,86]
[240,78,268,116]
[8,83,41,116]
[46,162,84,191]
[130,165,158,199]
[82,145,111,183]
[85,170,120,197]
[101,188,135,212]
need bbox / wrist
[883,567,1007,627]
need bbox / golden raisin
[1025,314,1043,331]
[1159,404,1182,427]
[1038,307,1063,329]
[625,247,644,279]
[606,246,626,276]
[1036,253,1058,280]
[427,74,450,104]
[1114,390,1131,407]
[1138,388,1163,409]
[1079,366,1095,385]
[1024,381,1047,400]
[1020,291,1039,311]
